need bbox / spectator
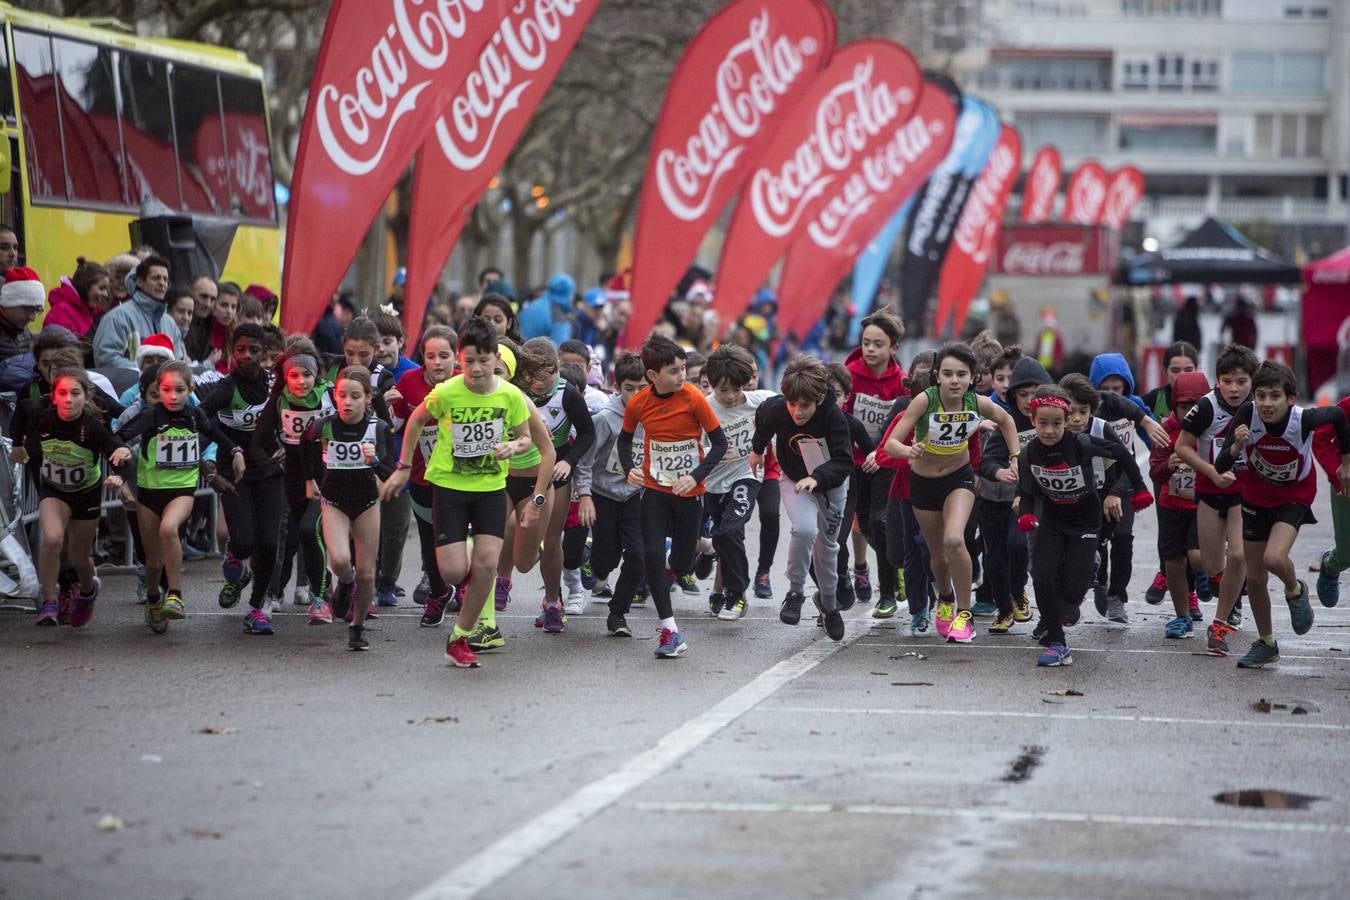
[167,285,196,337]
[387,267,406,314]
[477,266,504,293]
[92,254,184,370]
[244,284,279,323]
[518,272,576,343]
[1222,296,1258,349]
[311,293,357,357]
[0,267,45,361]
[237,294,268,328]
[45,257,111,348]
[452,293,477,330]
[0,225,18,278]
[989,290,1021,348]
[105,253,140,306]
[473,292,523,343]
[575,288,606,347]
[1172,295,1202,349]
[191,275,218,320]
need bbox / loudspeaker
[129,215,237,284]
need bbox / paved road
[3,486,1349,899]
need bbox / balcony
[1006,195,1348,225]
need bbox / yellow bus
[0,3,280,303]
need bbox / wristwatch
[531,493,547,507]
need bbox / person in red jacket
[1147,371,1211,639]
[1313,394,1350,607]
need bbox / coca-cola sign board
[625,0,836,348]
[993,224,1118,276]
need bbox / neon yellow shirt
[424,375,530,492]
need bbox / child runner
[28,368,131,627]
[1142,341,1202,604]
[380,318,552,668]
[750,356,854,639]
[118,361,242,633]
[303,366,397,651]
[1213,361,1350,668]
[1174,343,1259,654]
[1017,386,1152,666]
[874,352,933,635]
[369,311,419,608]
[884,343,1019,644]
[824,362,876,612]
[1313,393,1350,606]
[617,335,728,658]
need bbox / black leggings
[756,478,781,574]
[591,493,644,613]
[855,468,897,599]
[221,475,285,609]
[1095,499,1136,599]
[979,499,1029,616]
[410,483,448,598]
[563,523,589,570]
[274,482,328,600]
[640,488,703,620]
[1030,516,1100,647]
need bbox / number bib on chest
[280,408,322,445]
[1032,463,1089,503]
[1170,464,1196,500]
[417,428,439,463]
[606,439,644,477]
[156,431,200,469]
[722,417,755,462]
[852,393,892,440]
[219,403,264,432]
[450,419,503,459]
[39,439,97,491]
[649,438,699,486]
[927,411,977,453]
[325,441,369,469]
[1109,417,1136,452]
[1248,446,1299,483]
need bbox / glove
[1131,490,1155,512]
[1017,514,1039,533]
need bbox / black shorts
[1198,492,1242,515]
[1156,505,1199,559]
[321,489,379,521]
[1241,502,1315,544]
[506,474,537,508]
[40,485,103,520]
[138,486,197,519]
[909,464,976,512]
[433,486,508,545]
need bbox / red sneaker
[445,636,480,668]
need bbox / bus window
[171,63,225,215]
[218,74,275,222]
[53,38,128,207]
[12,30,63,202]
[118,51,181,211]
[1,31,14,121]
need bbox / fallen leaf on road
[869,672,889,676]
[97,815,125,833]
[890,682,935,687]
[407,716,459,725]
[1046,690,1084,697]
[808,729,821,736]
[889,652,928,661]
[0,853,41,863]
[186,829,222,840]
[199,726,240,735]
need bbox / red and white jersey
[1190,390,1245,495]
[1242,405,1316,508]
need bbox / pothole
[1213,789,1323,810]
[1001,745,1045,784]
[1252,698,1319,715]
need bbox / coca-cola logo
[314,0,489,177]
[1101,170,1143,230]
[953,142,1016,256]
[1002,240,1086,275]
[1067,170,1106,225]
[433,0,591,170]
[654,11,817,222]
[1024,153,1058,221]
[748,58,911,238]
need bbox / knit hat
[604,272,630,303]
[1,267,45,309]
[685,280,713,304]
[546,273,576,309]
[136,333,175,365]
[1173,371,1211,405]
[243,284,277,305]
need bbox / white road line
[852,640,1345,660]
[405,615,878,900]
[768,706,1350,731]
[628,801,1350,835]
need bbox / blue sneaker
[1037,643,1073,667]
[376,586,397,607]
[753,571,773,599]
[655,628,687,659]
[970,600,998,617]
[1164,616,1194,639]
[243,607,274,635]
[1317,550,1340,607]
[1286,580,1313,635]
[907,612,930,637]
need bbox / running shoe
[1063,602,1081,626]
[895,568,907,604]
[947,609,976,643]
[654,628,687,659]
[162,590,186,621]
[934,600,955,640]
[1227,606,1243,629]
[592,579,613,601]
[348,624,369,651]
[468,623,506,652]
[753,571,773,600]
[445,635,480,668]
[1196,570,1214,602]
[606,613,631,637]
[1287,580,1314,635]
[779,590,805,626]
[243,607,274,635]
[988,612,1014,634]
[57,583,72,624]
[218,570,251,609]
[852,564,872,602]
[365,601,379,620]
[376,586,398,607]
[1091,583,1108,617]
[674,571,700,595]
[970,600,998,617]
[1012,590,1033,623]
[694,551,717,581]
[872,595,898,619]
[1144,571,1168,605]
[1206,619,1236,656]
[447,587,462,613]
[145,599,168,635]
[1037,643,1073,667]
[1317,549,1340,607]
[823,609,845,641]
[1236,639,1279,669]
[293,583,313,607]
[632,585,647,608]
[541,600,565,634]
[420,591,449,628]
[412,574,430,606]
[836,579,857,612]
[1164,616,1193,639]
[136,571,148,606]
[331,580,356,622]
[907,612,930,637]
[708,592,725,617]
[35,600,60,626]
[579,559,597,590]
[68,577,101,628]
[718,594,747,622]
[309,596,334,625]
[1106,596,1129,624]
[495,577,512,611]
[564,587,587,616]
[1189,593,1203,622]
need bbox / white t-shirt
[704,390,777,495]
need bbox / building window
[1121,58,1151,90]
[1191,59,1219,91]
[1156,54,1185,90]
[1304,114,1324,158]
[1281,53,1324,92]
[1122,0,1221,14]
[1119,123,1217,153]
[1279,114,1300,157]
[1014,112,1110,152]
[1230,52,1276,91]
[1254,114,1274,157]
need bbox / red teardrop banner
[1019,144,1060,224]
[1062,160,1108,226]
[1099,165,1145,230]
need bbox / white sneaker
[563,589,586,616]
[292,584,312,606]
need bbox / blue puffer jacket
[1090,353,1152,447]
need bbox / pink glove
[1017,514,1039,533]
[1131,490,1155,512]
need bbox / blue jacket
[1090,353,1152,447]
[519,274,576,344]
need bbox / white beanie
[1,266,45,309]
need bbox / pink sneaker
[947,609,976,643]
[445,635,480,668]
[308,597,333,624]
[1188,592,1202,622]
[35,600,59,626]
[68,577,100,628]
[495,577,511,611]
[934,601,955,639]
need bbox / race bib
[605,442,644,477]
[853,393,892,439]
[1249,451,1297,484]
[156,433,200,469]
[928,411,977,449]
[417,428,439,462]
[1170,464,1196,499]
[797,436,830,473]
[649,438,699,486]
[722,418,755,462]
[325,440,369,470]
[450,418,503,459]
[219,403,264,432]
[1018,428,1036,449]
[280,408,321,445]
[1110,418,1136,452]
[1032,463,1088,502]
[40,458,90,490]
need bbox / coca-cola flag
[280,0,520,333]
[1019,144,1060,224]
[934,124,1022,339]
[1099,165,1145,230]
[401,0,601,335]
[774,81,957,340]
[1062,160,1108,226]
[625,0,836,348]
[711,40,923,324]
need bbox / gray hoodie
[978,356,1052,502]
[92,284,185,371]
[575,392,643,502]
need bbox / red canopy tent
[1303,247,1350,397]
